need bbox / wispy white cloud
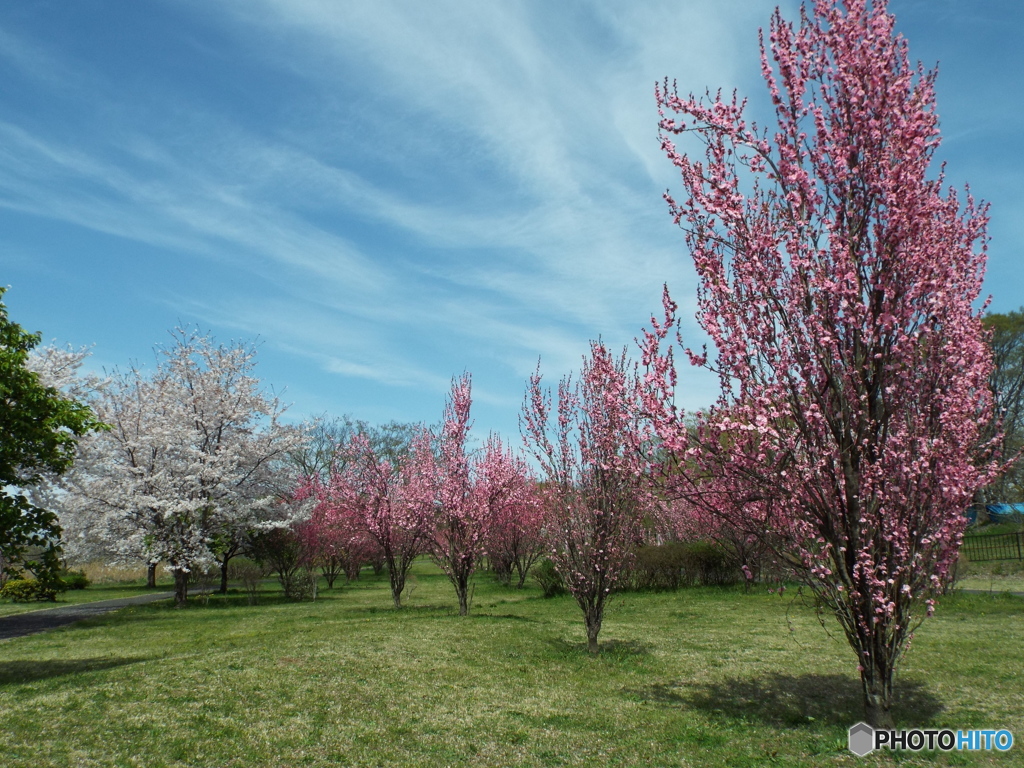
[10,0,1006,439]
[0,1,737,437]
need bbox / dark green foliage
[630,542,688,590]
[679,541,738,587]
[58,569,90,590]
[0,495,63,582]
[0,287,104,582]
[0,577,59,602]
[981,308,1024,502]
[248,527,314,601]
[532,558,565,597]
[625,542,740,591]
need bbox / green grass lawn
[968,522,1024,537]
[956,551,1024,593]
[0,562,1021,767]
[957,572,1024,593]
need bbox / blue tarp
[985,503,1024,524]
[964,504,1024,525]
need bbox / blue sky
[2,0,1021,445]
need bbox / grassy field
[0,562,1021,767]
[957,561,1024,593]
[957,531,1024,592]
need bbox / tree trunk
[173,569,189,608]
[219,557,230,594]
[146,562,157,589]
[390,570,404,608]
[585,608,602,654]
[450,568,472,616]
[322,556,341,589]
[972,486,990,525]
[861,663,895,729]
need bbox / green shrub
[58,569,91,590]
[679,541,738,587]
[630,542,689,591]
[285,569,318,602]
[533,559,565,598]
[249,527,307,600]
[623,541,740,591]
[0,577,59,602]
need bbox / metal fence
[961,531,1024,562]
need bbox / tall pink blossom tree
[427,374,485,615]
[428,375,539,615]
[308,431,435,608]
[642,0,999,725]
[523,342,653,653]
[415,374,539,612]
[295,503,351,588]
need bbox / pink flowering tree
[522,342,653,653]
[642,0,999,725]
[293,479,382,586]
[309,431,435,608]
[427,374,502,616]
[295,503,350,588]
[483,438,544,588]
[428,374,482,615]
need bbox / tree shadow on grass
[342,603,454,618]
[471,612,537,623]
[548,638,653,657]
[0,656,150,686]
[628,673,943,727]
[179,593,321,609]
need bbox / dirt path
[0,592,174,641]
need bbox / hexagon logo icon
[848,722,875,756]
